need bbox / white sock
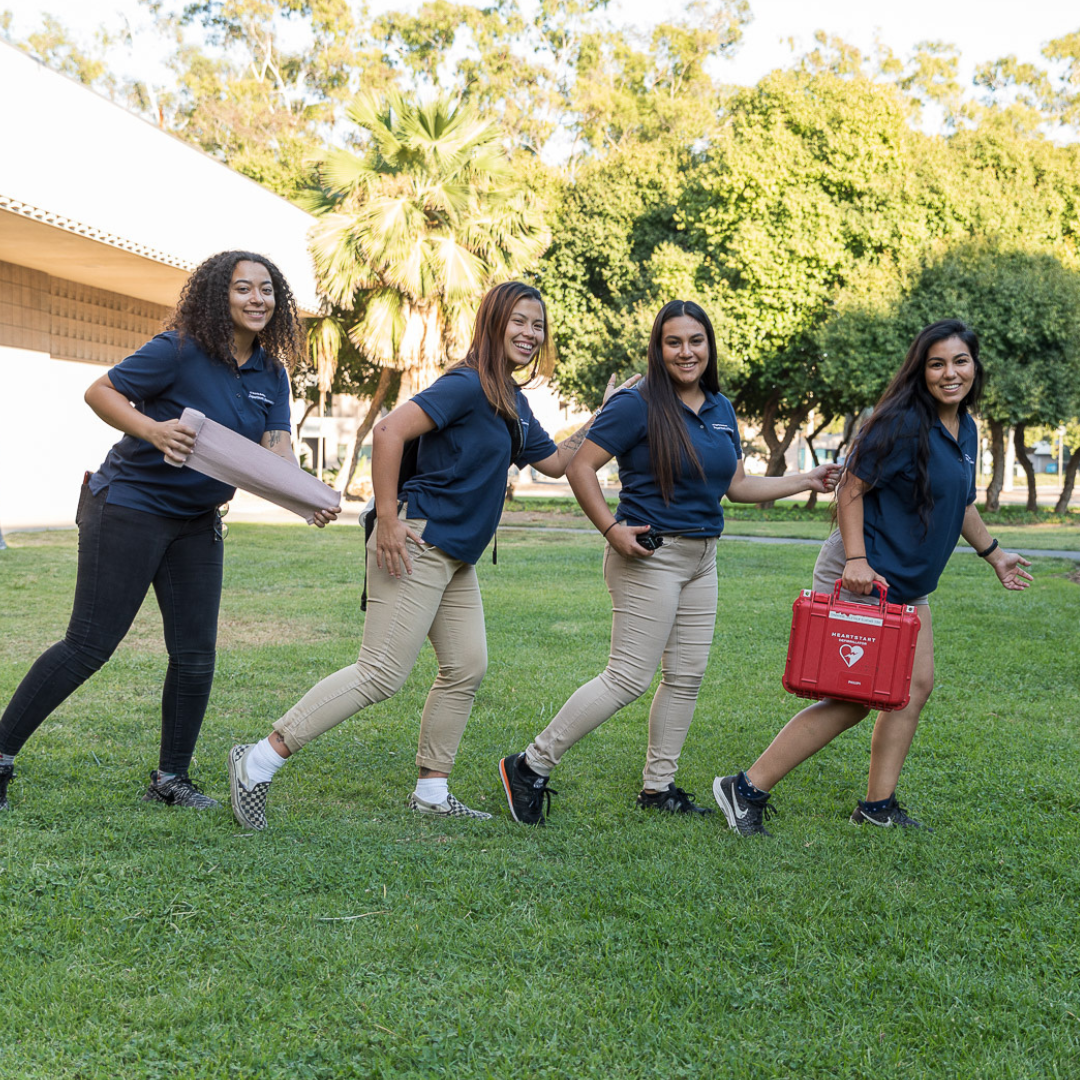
[414,777,448,805]
[245,737,289,786]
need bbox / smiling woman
[499,298,839,825]
[227,280,636,832]
[0,250,340,816]
[713,318,1034,837]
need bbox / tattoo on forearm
[266,430,285,448]
[559,416,594,455]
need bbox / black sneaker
[850,795,927,829]
[713,773,774,837]
[499,753,555,825]
[142,770,219,809]
[0,764,13,811]
[636,783,714,814]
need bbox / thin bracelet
[845,555,868,563]
[601,520,619,538]
[976,538,999,558]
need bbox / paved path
[497,524,1080,562]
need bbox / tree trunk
[985,419,1006,512]
[801,414,833,511]
[757,393,809,509]
[334,367,396,499]
[1013,422,1038,512]
[1054,440,1080,514]
[293,400,318,462]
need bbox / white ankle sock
[414,777,448,805]
[245,738,289,786]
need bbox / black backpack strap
[359,505,377,611]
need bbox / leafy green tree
[302,91,548,403]
[674,70,934,485]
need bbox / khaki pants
[273,515,487,772]
[526,536,718,789]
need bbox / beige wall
[0,259,175,529]
[0,344,120,529]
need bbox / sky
[4,0,1076,95]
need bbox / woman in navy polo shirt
[498,299,839,824]
[0,250,337,814]
[714,319,1033,836]
[228,281,624,830]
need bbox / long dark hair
[166,250,304,372]
[640,300,721,503]
[842,319,984,531]
[458,281,552,420]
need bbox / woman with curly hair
[0,251,338,814]
[227,280,630,831]
[713,319,1033,836]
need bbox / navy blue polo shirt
[587,386,743,536]
[90,331,292,517]
[853,410,977,602]
[402,367,557,564]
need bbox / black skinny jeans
[0,485,224,773]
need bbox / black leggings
[0,486,224,773]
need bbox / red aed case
[782,581,921,712]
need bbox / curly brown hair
[166,250,305,372]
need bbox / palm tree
[302,92,549,410]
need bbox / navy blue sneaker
[713,774,774,837]
[850,795,927,829]
[637,783,713,815]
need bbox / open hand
[989,550,1033,591]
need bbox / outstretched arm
[531,373,642,478]
[724,459,841,504]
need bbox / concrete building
[0,42,319,529]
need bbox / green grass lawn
[1,526,1078,1079]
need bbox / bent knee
[909,670,935,708]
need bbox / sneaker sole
[712,776,741,833]
[228,745,266,831]
[498,757,525,823]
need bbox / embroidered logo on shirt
[713,423,733,432]
[963,453,975,465]
[247,391,274,405]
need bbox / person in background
[499,299,839,825]
[0,250,338,814]
[713,319,1032,836]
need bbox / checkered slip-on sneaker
[228,744,271,831]
[407,791,492,820]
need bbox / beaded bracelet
[976,538,999,558]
